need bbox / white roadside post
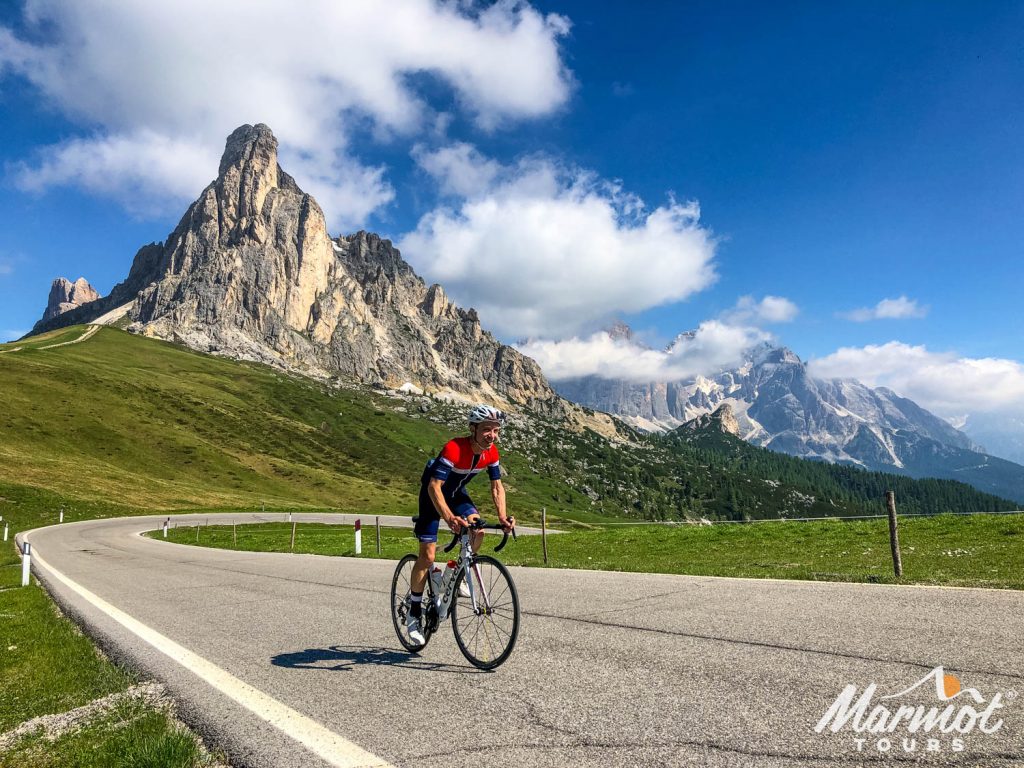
[3,522,8,542]
[21,542,31,586]
[59,505,64,523]
[355,518,362,555]
[163,519,169,538]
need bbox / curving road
[19,515,1024,767]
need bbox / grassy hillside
[0,326,622,525]
[0,326,1014,534]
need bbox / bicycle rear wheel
[390,554,431,652]
[451,555,520,669]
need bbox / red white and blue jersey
[422,437,501,499]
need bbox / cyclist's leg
[452,497,484,553]
[411,494,441,611]
[411,540,435,592]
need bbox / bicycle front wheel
[451,555,520,669]
[390,554,430,652]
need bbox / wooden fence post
[290,521,297,552]
[541,507,548,564]
[885,490,903,577]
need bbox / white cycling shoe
[406,613,426,646]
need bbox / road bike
[390,520,520,669]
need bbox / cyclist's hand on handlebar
[445,514,466,533]
[500,515,515,533]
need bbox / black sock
[410,590,423,618]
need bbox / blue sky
[1,1,1022,430]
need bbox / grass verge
[0,698,206,768]
[0,575,220,767]
[0,488,222,766]
[149,512,1024,590]
[0,582,130,731]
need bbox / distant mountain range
[556,328,1024,503]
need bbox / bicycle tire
[451,555,520,669]
[390,554,431,652]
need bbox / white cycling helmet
[468,403,506,426]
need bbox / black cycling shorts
[414,488,479,543]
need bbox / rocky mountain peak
[30,123,568,417]
[679,403,741,436]
[748,342,800,366]
[41,277,100,321]
[667,329,697,351]
[218,123,277,178]
[606,321,634,341]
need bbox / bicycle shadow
[270,645,475,674]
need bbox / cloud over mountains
[0,0,572,227]
[517,320,771,382]
[401,145,718,338]
[809,342,1024,422]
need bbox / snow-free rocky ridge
[38,277,100,323]
[31,124,614,431]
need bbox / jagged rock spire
[31,123,564,412]
[41,277,100,322]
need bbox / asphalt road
[19,514,1024,768]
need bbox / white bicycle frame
[435,530,489,621]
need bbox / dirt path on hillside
[38,324,101,349]
[0,324,101,354]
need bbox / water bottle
[429,563,444,597]
[442,559,458,589]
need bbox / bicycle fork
[437,551,492,620]
[465,559,493,615]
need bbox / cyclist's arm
[491,478,512,529]
[427,478,464,530]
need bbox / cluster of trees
[516,418,1015,522]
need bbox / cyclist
[406,403,515,645]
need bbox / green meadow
[150,512,1024,590]
[0,325,619,527]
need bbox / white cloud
[722,295,798,325]
[808,342,1024,420]
[400,148,718,338]
[517,321,769,382]
[840,295,928,322]
[11,131,221,217]
[0,0,572,227]
[412,142,502,198]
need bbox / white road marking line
[25,540,394,768]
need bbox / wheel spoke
[450,556,519,669]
